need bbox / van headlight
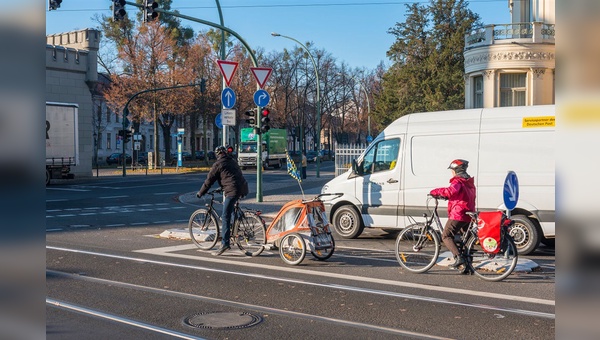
[321,185,328,194]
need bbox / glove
[196,192,203,199]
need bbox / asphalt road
[46,162,555,339]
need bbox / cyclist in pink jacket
[429,159,476,268]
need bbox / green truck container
[238,128,287,169]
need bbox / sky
[46,0,511,71]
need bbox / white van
[321,105,555,255]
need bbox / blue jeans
[221,195,239,247]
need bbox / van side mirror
[352,159,361,175]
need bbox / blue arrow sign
[221,88,236,109]
[503,171,519,210]
[215,113,223,129]
[253,89,270,107]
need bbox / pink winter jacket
[430,176,476,222]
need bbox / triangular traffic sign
[217,60,239,87]
[250,67,273,89]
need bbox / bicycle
[394,195,519,282]
[188,188,267,256]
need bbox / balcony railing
[465,22,555,50]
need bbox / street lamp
[271,32,321,177]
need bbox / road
[46,162,555,339]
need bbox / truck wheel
[46,169,51,186]
[509,215,541,255]
[332,205,364,239]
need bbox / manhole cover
[184,312,262,330]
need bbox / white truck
[321,105,555,255]
[46,102,79,185]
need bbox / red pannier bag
[476,211,503,254]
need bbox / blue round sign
[221,88,236,109]
[366,135,373,143]
[253,89,270,107]
[503,171,519,210]
[215,113,223,129]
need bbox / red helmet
[448,159,469,171]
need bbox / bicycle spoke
[189,209,219,250]
[395,224,440,273]
[234,212,266,256]
[467,235,518,282]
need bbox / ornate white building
[463,0,555,108]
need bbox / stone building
[463,0,555,108]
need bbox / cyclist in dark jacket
[430,159,476,268]
[197,145,249,255]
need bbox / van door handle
[387,178,398,184]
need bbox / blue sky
[46,0,511,70]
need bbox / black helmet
[448,159,468,172]
[215,145,227,155]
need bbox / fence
[334,142,367,176]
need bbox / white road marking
[106,224,126,227]
[46,245,555,312]
[47,272,445,339]
[56,214,75,217]
[46,298,202,340]
[46,187,89,192]
[47,209,61,212]
[153,192,178,195]
[46,199,68,203]
[46,229,63,232]
[99,195,129,199]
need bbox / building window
[106,133,112,150]
[499,73,526,107]
[115,113,119,123]
[149,135,153,150]
[473,75,483,108]
[106,108,111,123]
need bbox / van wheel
[509,215,541,255]
[332,205,363,239]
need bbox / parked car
[182,151,192,161]
[136,151,148,165]
[321,149,334,161]
[195,150,205,160]
[106,153,132,165]
[207,151,216,160]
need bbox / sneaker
[213,245,231,256]
[449,255,465,268]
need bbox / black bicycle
[188,188,266,256]
[395,195,519,282]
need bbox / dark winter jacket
[198,153,249,198]
[430,175,476,222]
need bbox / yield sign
[217,60,239,87]
[250,67,273,88]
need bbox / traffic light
[244,109,257,127]
[200,78,206,93]
[113,0,126,21]
[143,0,159,22]
[124,130,132,143]
[260,107,271,134]
[48,0,62,11]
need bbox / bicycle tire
[395,223,440,273]
[311,234,335,260]
[234,212,267,257]
[188,208,219,250]
[466,234,518,282]
[279,233,306,265]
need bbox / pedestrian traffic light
[260,107,270,134]
[245,109,257,127]
[113,0,126,21]
[143,0,158,22]
[48,0,62,11]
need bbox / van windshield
[361,138,400,174]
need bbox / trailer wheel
[509,215,541,255]
[332,205,364,239]
[46,169,51,186]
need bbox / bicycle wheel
[466,234,518,282]
[311,234,335,260]
[395,223,440,273]
[234,213,266,257]
[188,208,219,250]
[279,233,306,265]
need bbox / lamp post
[271,32,321,177]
